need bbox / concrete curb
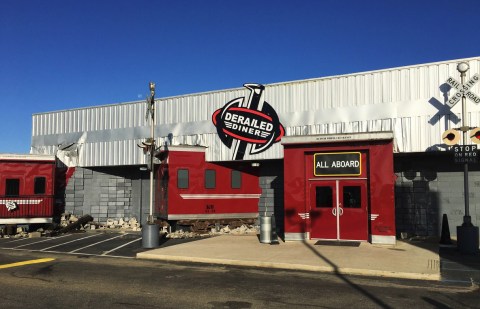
[136,252,441,281]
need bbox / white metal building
[30,56,480,239]
[32,56,480,165]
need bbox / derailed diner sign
[314,152,361,176]
[212,83,285,160]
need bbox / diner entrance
[309,179,368,241]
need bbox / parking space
[440,247,480,286]
[0,231,144,258]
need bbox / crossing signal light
[470,127,480,144]
[442,129,460,145]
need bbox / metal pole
[149,113,154,223]
[142,81,159,249]
[460,70,472,226]
[455,62,479,255]
[148,82,155,224]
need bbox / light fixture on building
[457,62,470,74]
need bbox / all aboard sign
[314,152,361,176]
[212,84,285,160]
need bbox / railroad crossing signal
[445,73,480,108]
[471,127,480,144]
[442,129,461,145]
[442,127,480,145]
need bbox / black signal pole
[455,62,479,254]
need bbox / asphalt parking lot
[2,231,479,287]
[0,230,211,259]
[0,231,145,258]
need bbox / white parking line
[12,234,72,248]
[1,233,142,258]
[101,237,142,256]
[3,237,34,243]
[69,234,127,253]
[40,233,100,251]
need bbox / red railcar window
[5,179,20,197]
[205,169,216,189]
[177,169,189,189]
[231,170,241,189]
[34,177,46,194]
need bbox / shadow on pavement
[395,236,480,286]
[301,240,393,309]
[438,240,480,286]
[301,239,477,308]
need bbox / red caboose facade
[155,146,261,224]
[282,132,396,244]
[0,154,58,224]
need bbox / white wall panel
[31,56,480,167]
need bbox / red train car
[0,154,58,225]
[155,146,261,230]
[282,133,396,244]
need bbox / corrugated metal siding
[31,57,480,167]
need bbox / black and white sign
[314,152,361,176]
[452,144,478,164]
[212,84,285,160]
[445,74,480,108]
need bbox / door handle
[332,208,337,216]
[338,207,344,216]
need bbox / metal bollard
[260,215,272,244]
[142,223,159,248]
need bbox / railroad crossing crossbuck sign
[445,73,480,108]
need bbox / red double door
[309,180,368,241]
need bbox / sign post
[446,62,480,254]
[140,82,159,249]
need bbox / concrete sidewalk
[137,235,440,281]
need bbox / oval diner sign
[212,84,285,160]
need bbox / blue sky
[1,0,479,153]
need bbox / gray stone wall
[64,166,149,224]
[258,160,284,236]
[395,171,439,237]
[437,172,480,235]
[64,168,84,217]
[394,152,480,238]
[258,176,276,217]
